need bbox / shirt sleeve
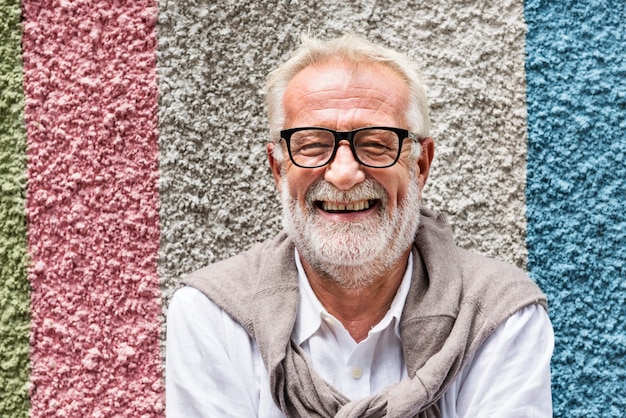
[165,286,262,417]
[439,304,554,418]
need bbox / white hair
[265,33,431,161]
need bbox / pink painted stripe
[22,1,163,416]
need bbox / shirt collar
[292,249,413,345]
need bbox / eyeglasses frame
[279,126,420,169]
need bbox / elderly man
[166,34,553,417]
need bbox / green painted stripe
[0,2,30,417]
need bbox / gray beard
[281,175,422,289]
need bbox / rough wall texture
[156,0,531,308]
[0,0,622,416]
[525,1,626,416]
[0,2,30,417]
[22,1,164,416]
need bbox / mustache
[305,178,388,206]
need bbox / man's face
[268,60,432,286]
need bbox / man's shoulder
[415,207,547,313]
[180,231,297,333]
[455,246,529,283]
[184,231,291,286]
[455,246,547,314]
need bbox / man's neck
[300,249,411,343]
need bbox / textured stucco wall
[21,1,164,416]
[525,1,626,416]
[156,0,531,308]
[0,2,30,417]
[0,1,622,417]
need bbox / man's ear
[416,137,435,190]
[267,142,283,193]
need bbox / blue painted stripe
[524,1,626,416]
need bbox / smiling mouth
[317,199,378,213]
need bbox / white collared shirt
[292,251,411,401]
[166,251,553,417]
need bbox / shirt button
[351,368,363,380]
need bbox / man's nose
[324,142,366,190]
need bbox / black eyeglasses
[279,126,419,169]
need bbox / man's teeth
[322,200,371,212]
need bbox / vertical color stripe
[0,1,30,417]
[22,1,164,416]
[525,1,626,416]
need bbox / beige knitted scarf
[184,209,547,417]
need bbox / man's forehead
[284,60,409,106]
[281,61,410,129]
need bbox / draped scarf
[184,209,547,417]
